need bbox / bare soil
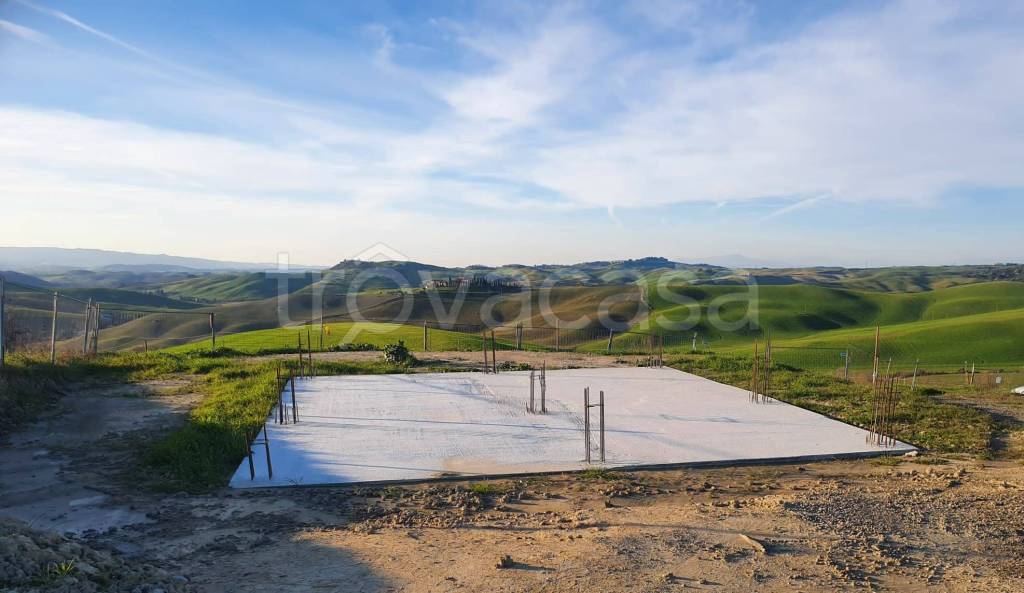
[2,354,1023,592]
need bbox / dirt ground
[2,353,1023,592]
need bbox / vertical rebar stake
[584,387,591,464]
[599,390,606,463]
[541,361,547,413]
[290,371,298,423]
[529,370,536,413]
[263,423,273,479]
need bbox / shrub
[382,341,415,365]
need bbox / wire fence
[0,276,215,365]
[2,272,1020,392]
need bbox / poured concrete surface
[231,367,914,488]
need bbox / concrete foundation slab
[230,367,914,488]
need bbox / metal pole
[277,365,285,424]
[584,387,591,463]
[50,291,59,364]
[529,370,535,413]
[290,372,298,423]
[93,305,101,355]
[82,298,93,355]
[599,390,605,463]
[209,313,216,351]
[0,275,5,367]
[263,423,274,480]
[541,360,547,413]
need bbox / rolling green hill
[636,282,1024,341]
[160,272,319,302]
[717,308,1024,367]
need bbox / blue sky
[1,0,1022,267]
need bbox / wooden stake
[209,313,216,351]
[606,329,615,354]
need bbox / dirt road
[2,361,1023,592]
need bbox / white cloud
[2,0,1023,265]
[0,18,50,45]
[524,0,1024,208]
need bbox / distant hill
[160,272,321,303]
[0,271,52,288]
[0,246,320,273]
[327,256,726,288]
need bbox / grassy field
[715,308,1024,368]
[161,321,503,354]
[629,282,1024,365]
[668,353,995,454]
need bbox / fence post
[423,322,428,352]
[50,291,59,364]
[95,305,102,355]
[82,298,93,355]
[911,359,919,389]
[555,319,560,351]
[0,275,5,367]
[606,329,614,354]
[844,349,850,381]
[209,313,216,351]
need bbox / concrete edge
[229,446,917,490]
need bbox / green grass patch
[669,352,996,455]
[162,321,499,355]
[577,468,625,481]
[467,482,510,495]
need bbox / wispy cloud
[0,18,50,45]
[2,0,1023,265]
[761,195,828,221]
